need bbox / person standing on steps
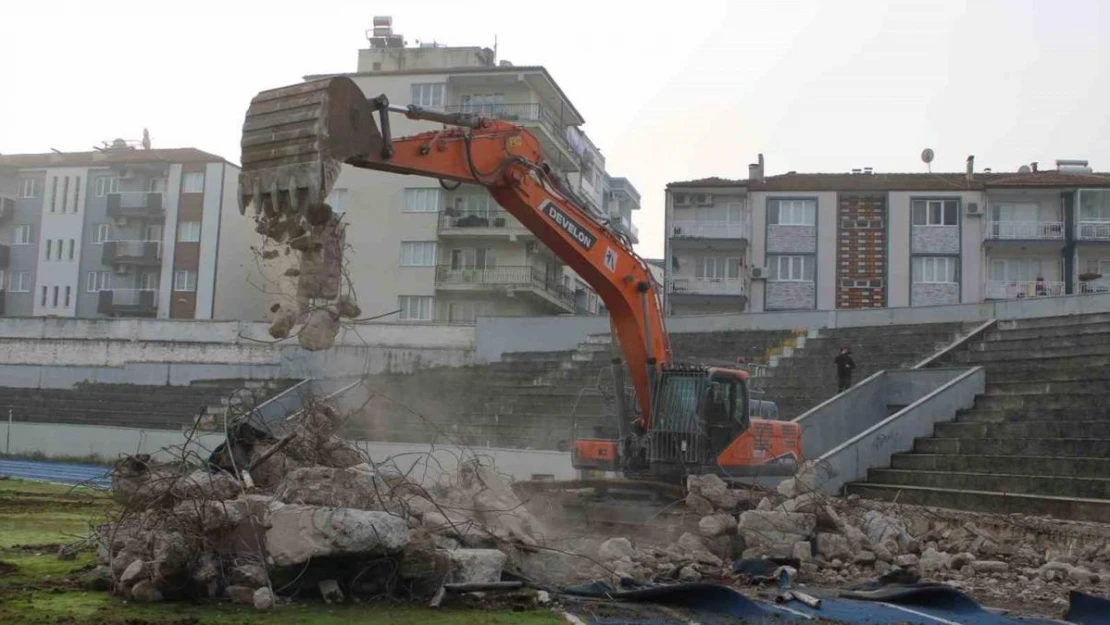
[835,347,856,393]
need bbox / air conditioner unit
[750,267,767,279]
[966,202,982,216]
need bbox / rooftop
[667,170,1110,191]
[0,147,228,170]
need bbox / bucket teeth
[237,76,381,235]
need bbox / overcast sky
[2,0,1107,257]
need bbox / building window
[326,188,348,214]
[12,225,32,245]
[73,177,81,212]
[87,271,112,293]
[695,257,741,279]
[64,286,71,308]
[768,255,815,282]
[1079,190,1110,221]
[990,258,1048,282]
[11,272,30,293]
[398,295,434,322]
[94,176,120,197]
[52,286,59,308]
[400,241,437,266]
[912,199,958,226]
[66,239,74,261]
[93,224,109,244]
[49,177,58,212]
[453,194,493,218]
[19,178,38,199]
[182,172,205,194]
[403,188,441,212]
[174,270,197,292]
[177,221,202,242]
[140,272,159,290]
[410,83,445,108]
[41,286,47,307]
[768,199,816,226]
[145,225,163,241]
[913,256,958,283]
[149,178,166,193]
[44,239,52,261]
[450,247,496,269]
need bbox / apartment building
[0,143,261,319]
[664,156,1110,314]
[306,17,639,324]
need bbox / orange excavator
[237,76,803,485]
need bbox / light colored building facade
[665,157,1110,315]
[0,145,261,320]
[308,18,638,324]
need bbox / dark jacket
[835,352,855,377]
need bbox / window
[695,257,741,279]
[60,177,70,212]
[182,172,205,194]
[990,258,1047,282]
[44,239,52,261]
[95,224,110,244]
[19,178,38,199]
[41,286,47,307]
[450,248,496,269]
[401,241,437,266]
[145,225,163,241]
[913,256,958,283]
[399,295,434,322]
[403,188,441,212]
[768,199,816,226]
[326,188,348,214]
[11,272,31,293]
[149,178,166,193]
[52,286,59,307]
[1079,190,1110,221]
[174,270,197,292]
[912,199,959,226]
[453,194,493,218]
[459,93,505,115]
[12,225,32,245]
[768,255,816,281]
[64,286,71,308]
[87,271,112,293]
[0,270,5,290]
[177,221,202,242]
[140,272,159,290]
[410,83,445,108]
[94,176,120,197]
[67,239,74,261]
[49,177,58,212]
[73,177,81,212]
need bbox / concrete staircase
[760,322,973,419]
[846,312,1110,521]
[0,379,299,431]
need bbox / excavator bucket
[238,77,382,220]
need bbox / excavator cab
[573,365,802,483]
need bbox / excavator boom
[239,76,670,427]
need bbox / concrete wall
[817,367,984,494]
[476,292,1110,361]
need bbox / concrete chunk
[265,505,410,566]
[442,548,507,584]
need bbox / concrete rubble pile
[94,400,559,610]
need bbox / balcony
[670,220,750,244]
[106,192,164,220]
[438,210,530,238]
[1078,222,1110,242]
[984,220,1064,243]
[444,103,581,172]
[667,277,747,298]
[985,280,1065,300]
[435,264,574,312]
[102,240,162,267]
[0,195,13,220]
[1080,280,1110,295]
[97,289,157,317]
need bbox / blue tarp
[0,458,111,488]
[565,580,1101,625]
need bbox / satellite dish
[921,148,935,164]
[1018,165,1031,174]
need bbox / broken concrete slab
[442,549,507,584]
[265,505,410,567]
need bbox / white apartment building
[0,144,262,320]
[664,156,1110,315]
[308,17,640,324]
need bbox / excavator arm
[239,76,670,429]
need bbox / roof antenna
[921,148,935,173]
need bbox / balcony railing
[668,277,747,297]
[444,103,574,157]
[107,192,164,218]
[671,220,750,240]
[435,264,574,307]
[97,289,157,316]
[102,240,162,266]
[1080,280,1110,294]
[1078,221,1110,241]
[985,280,1065,300]
[985,220,1064,240]
[438,210,527,234]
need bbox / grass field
[0,478,563,625]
